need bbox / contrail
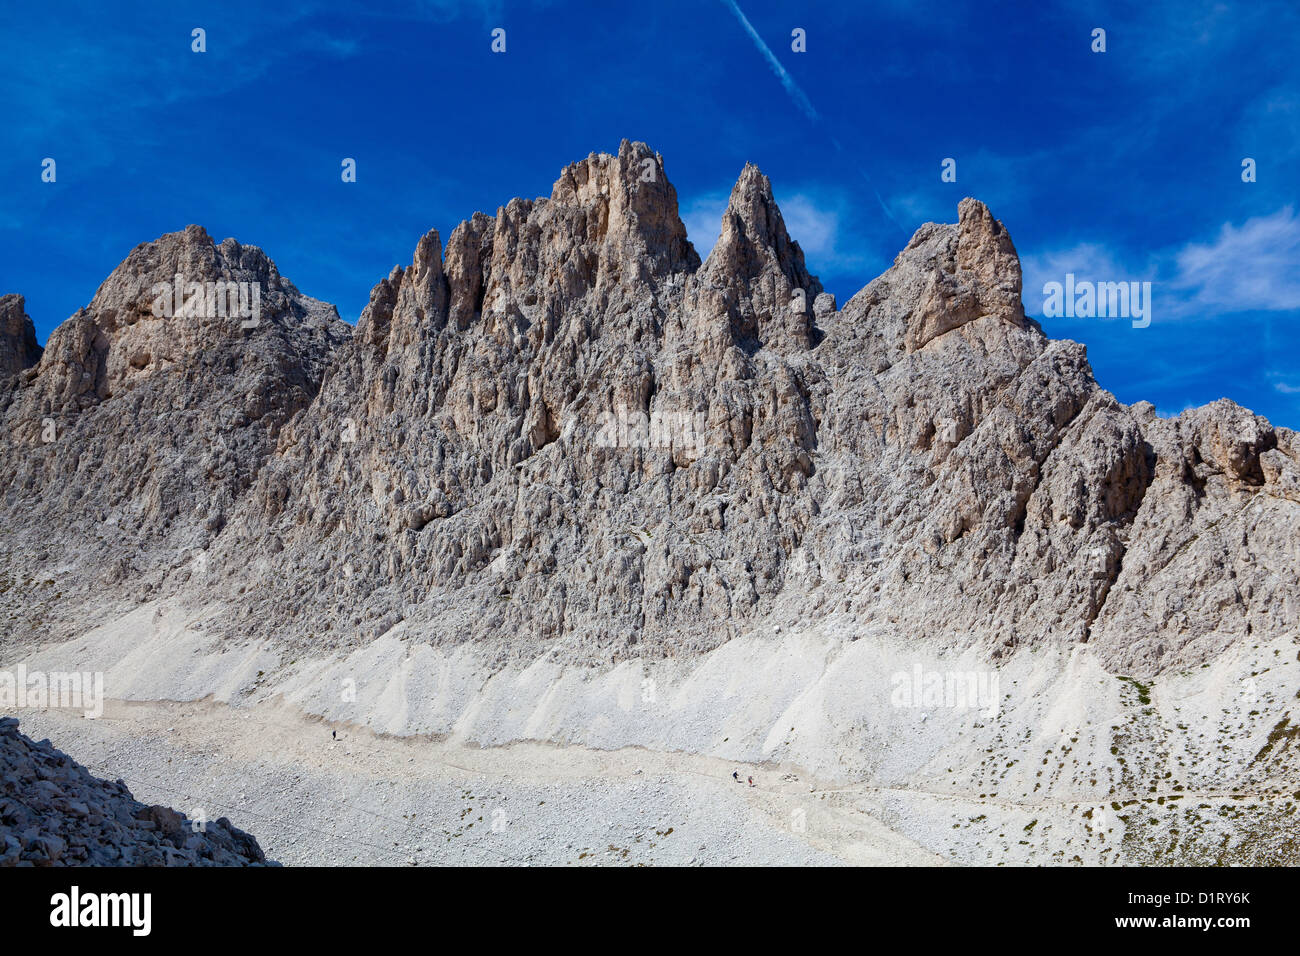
[721,0,818,122]
[721,0,906,234]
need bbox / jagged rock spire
[699,163,825,352]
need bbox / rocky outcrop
[0,717,271,866]
[0,295,41,381]
[1,141,1296,680]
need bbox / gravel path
[17,701,942,866]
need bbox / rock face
[0,295,42,381]
[0,717,271,866]
[0,226,348,645]
[1,141,1297,680]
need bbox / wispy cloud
[884,191,949,230]
[1021,242,1154,317]
[1169,206,1300,314]
[0,9,359,141]
[776,190,877,274]
[682,193,729,259]
[1022,207,1300,322]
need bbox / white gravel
[16,700,936,866]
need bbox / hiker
[748,776,754,787]
[331,730,336,740]
[732,770,740,782]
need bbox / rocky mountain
[0,229,348,645]
[0,716,269,866]
[4,141,1297,681]
[4,141,1299,867]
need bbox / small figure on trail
[732,770,740,782]
[747,776,754,788]
[332,730,337,741]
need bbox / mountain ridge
[2,140,1298,683]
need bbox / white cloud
[1022,207,1300,322]
[775,189,881,275]
[1155,403,1202,419]
[681,188,852,265]
[1021,242,1152,312]
[885,192,948,228]
[1169,206,1300,313]
[681,193,729,259]
[778,194,840,261]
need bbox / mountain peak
[10,224,347,421]
[86,225,302,335]
[705,162,819,290]
[546,139,699,279]
[867,196,1028,353]
[699,162,824,351]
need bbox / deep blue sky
[2,1,1297,424]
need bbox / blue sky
[2,0,1297,425]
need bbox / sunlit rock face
[3,142,1297,682]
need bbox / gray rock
[0,294,42,380]
[0,718,273,867]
